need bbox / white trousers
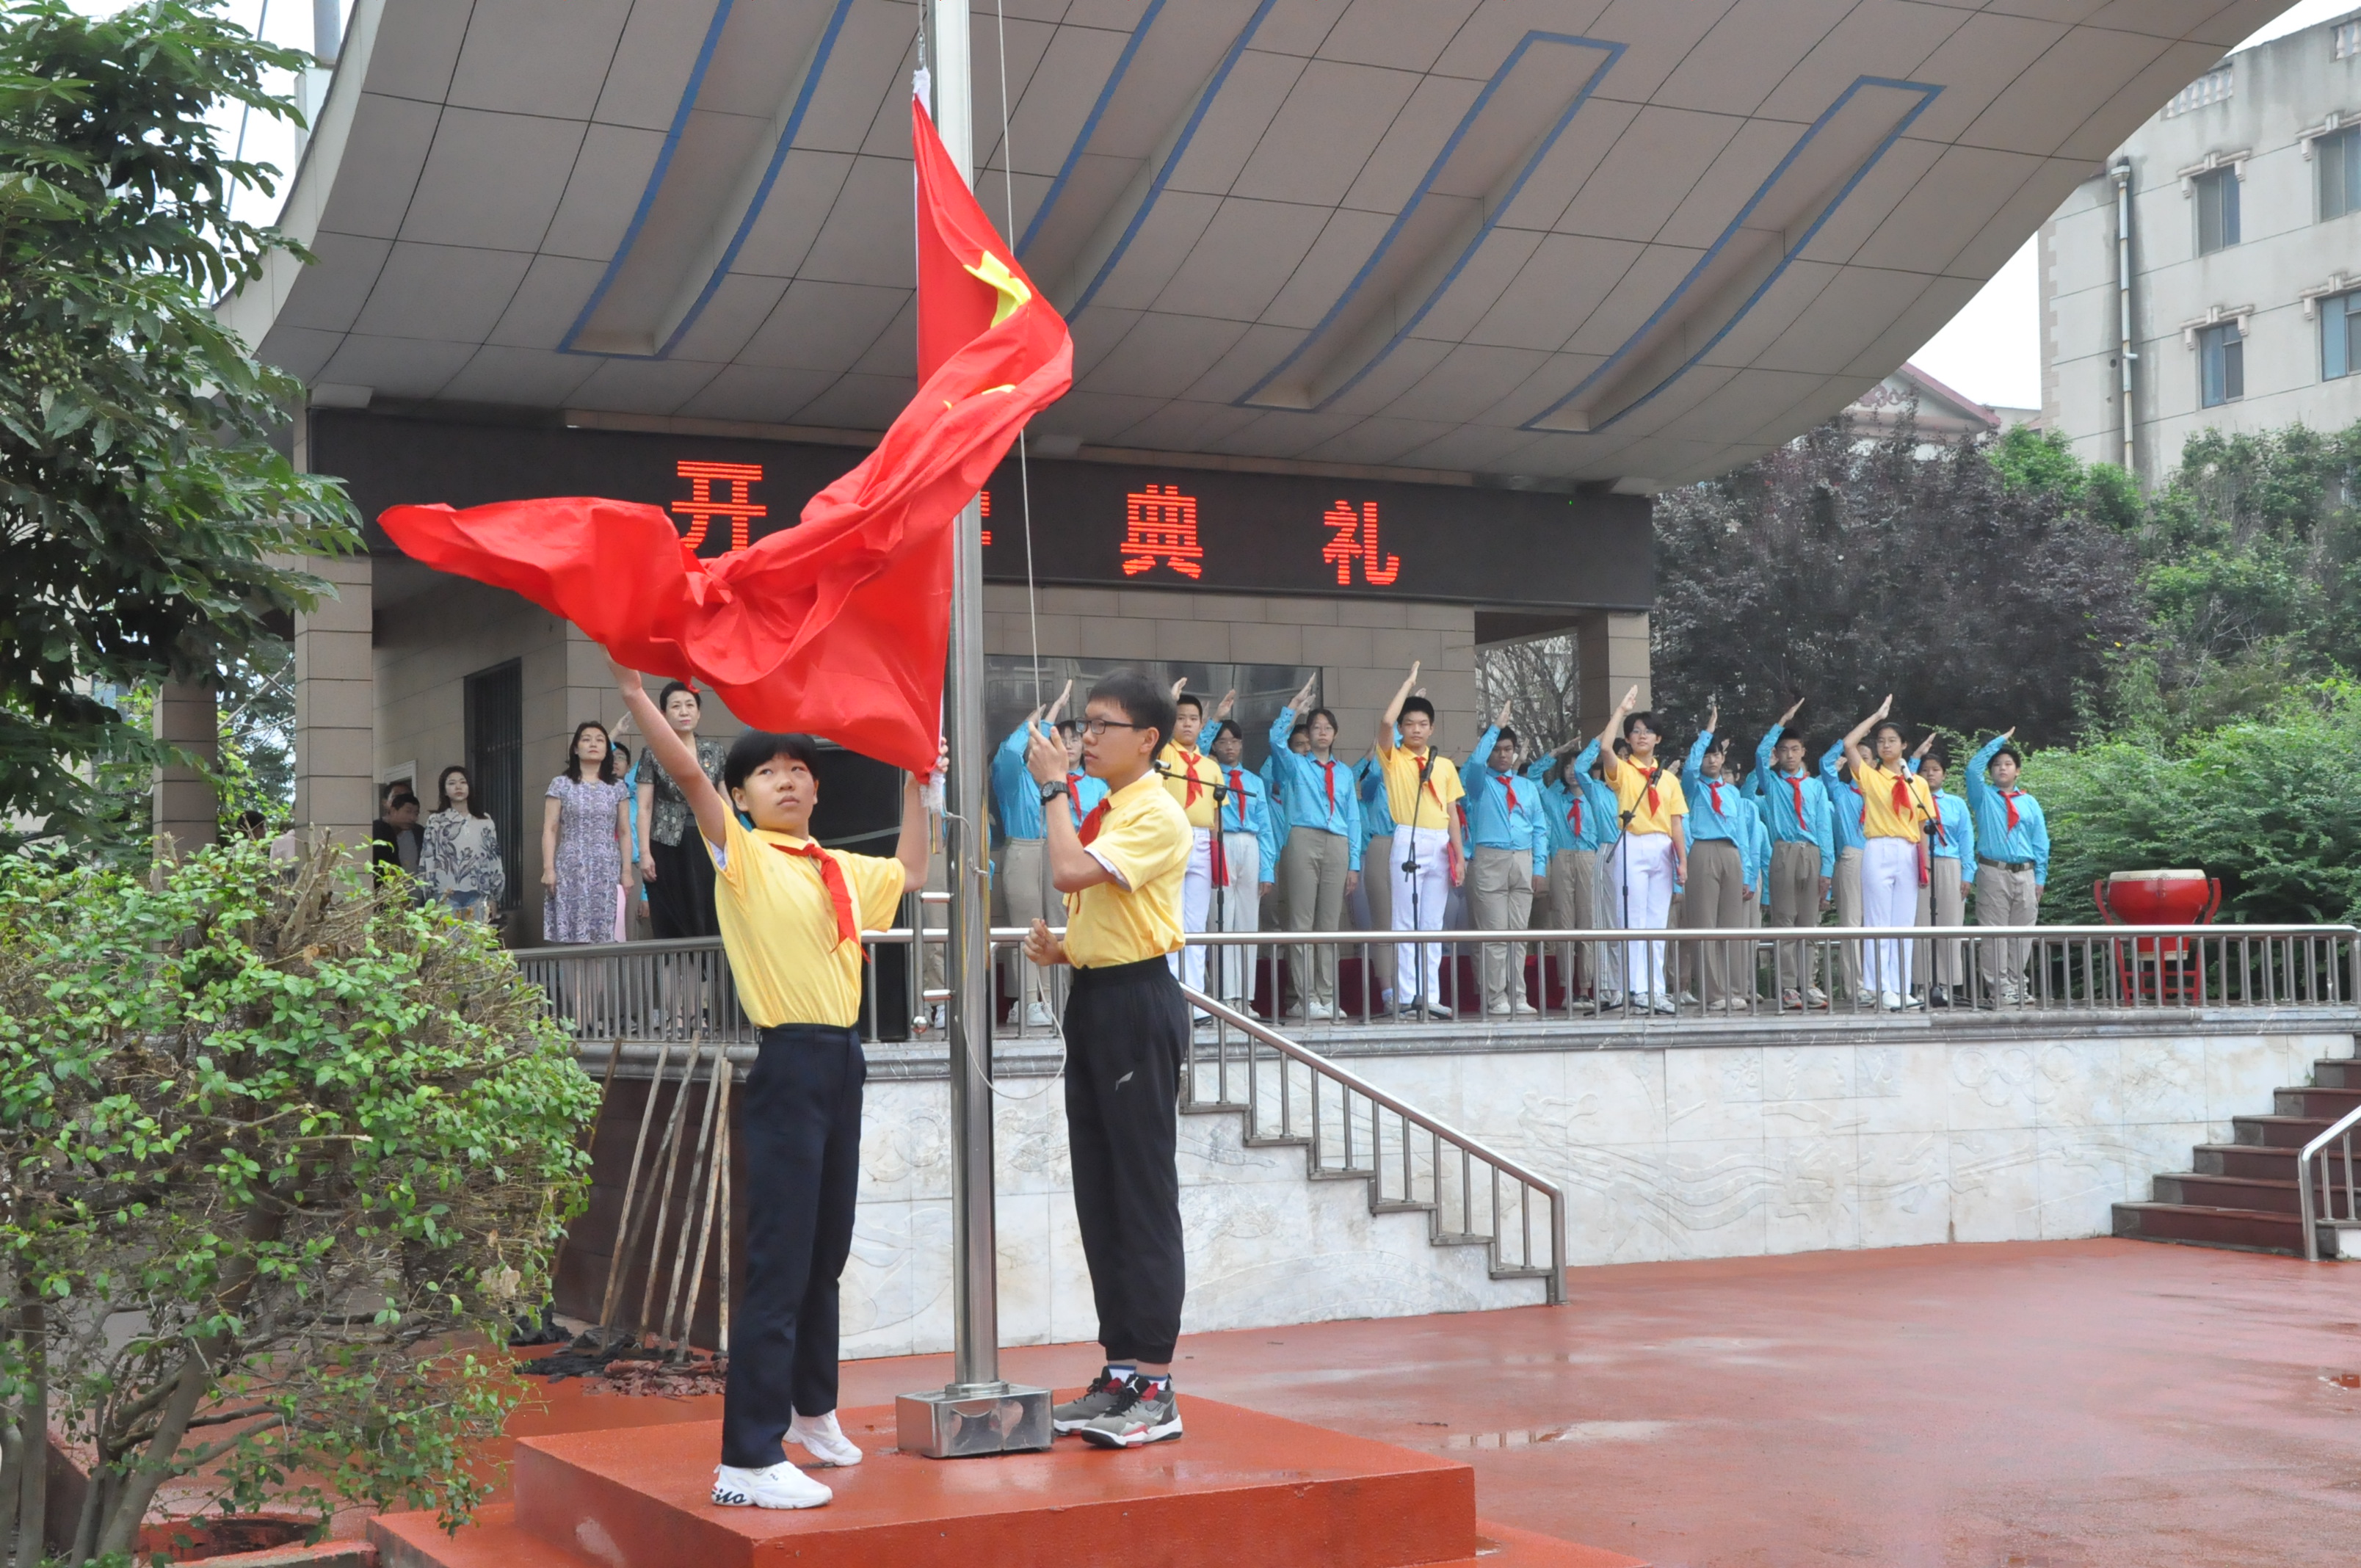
[1169,827,1214,994]
[1611,832,1678,997]
[1211,833,1261,1001]
[1389,824,1451,1003]
[1861,836,1918,1001]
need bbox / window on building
[2194,165,2241,253]
[463,659,524,912]
[2322,125,2361,220]
[2199,321,2244,407]
[2338,20,2359,59]
[2326,291,2361,382]
[2164,67,2233,116]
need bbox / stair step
[2274,1086,2361,1119]
[2232,1114,2336,1149]
[1432,1231,1496,1247]
[2194,1142,2361,1180]
[1241,1133,1311,1148]
[1488,1265,1556,1280]
[2150,1172,2303,1215]
[2112,1200,2347,1257]
[1371,1199,1438,1214]
[2313,1059,2361,1090]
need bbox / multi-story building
[2041,8,2361,483]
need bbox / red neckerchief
[1567,796,1582,836]
[1178,749,1205,806]
[1320,758,1336,813]
[1078,799,1111,845]
[2001,789,2022,830]
[1888,770,1910,813]
[1788,773,1807,825]
[1640,762,1661,816]
[1407,747,1444,806]
[768,840,857,947]
[1708,780,1724,815]
[1494,772,1519,813]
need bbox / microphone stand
[1156,758,1233,1006]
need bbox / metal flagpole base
[894,1382,1053,1458]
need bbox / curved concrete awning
[225,0,2282,487]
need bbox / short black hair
[1208,719,1243,748]
[1088,671,1176,755]
[724,730,823,796]
[387,791,418,812]
[1990,744,2023,769]
[1493,725,1518,745]
[1054,718,1078,737]
[1774,730,1810,752]
[1399,695,1435,722]
[1870,719,1905,747]
[1622,710,1662,738]
[1305,706,1338,732]
[657,680,702,714]
[1173,691,1204,716]
[1288,719,1310,738]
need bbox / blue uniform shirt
[1354,752,1395,858]
[1529,738,1622,854]
[1818,740,1867,854]
[990,722,1047,842]
[1212,758,1281,874]
[1752,725,1836,878]
[1966,736,2050,880]
[1461,727,1549,859]
[1926,791,1974,865]
[1680,731,1752,846]
[1264,710,1363,871]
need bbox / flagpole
[896,0,1053,1459]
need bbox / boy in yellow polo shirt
[1597,685,1689,1013]
[1374,662,1467,1018]
[1020,671,1193,1450]
[1161,681,1229,1001]
[613,660,935,1512]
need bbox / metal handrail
[2297,1100,2361,1263]
[1177,985,1567,1304]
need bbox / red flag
[378,97,1072,776]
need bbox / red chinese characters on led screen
[671,460,766,551]
[1322,499,1399,587]
[1121,484,1203,578]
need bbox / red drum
[2093,869,2222,1003]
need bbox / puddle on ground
[1441,1420,1674,1450]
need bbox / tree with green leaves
[1,0,358,853]
[0,837,598,1561]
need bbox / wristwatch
[1039,780,1070,805]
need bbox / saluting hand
[1705,700,1719,734]
[1212,688,1238,722]
[1615,685,1639,717]
[1495,700,1513,728]
[1912,733,1934,761]
[1777,697,1804,727]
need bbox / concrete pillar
[1577,611,1651,731]
[151,680,219,853]
[294,553,375,846]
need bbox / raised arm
[893,749,937,890]
[1966,727,2014,810]
[1840,694,1891,778]
[1683,702,1717,787]
[1026,719,1119,895]
[1757,696,1801,780]
[1595,685,1639,785]
[614,658,735,851]
[1377,662,1421,756]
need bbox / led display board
[317,412,1649,611]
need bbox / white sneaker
[713,1460,832,1510]
[1510,998,1539,1015]
[1649,993,1678,1015]
[1486,1001,1513,1017]
[1879,992,1905,1012]
[1854,989,1878,1008]
[1305,999,1333,1020]
[1806,987,1829,1007]
[1024,1001,1056,1029]
[788,1409,863,1467]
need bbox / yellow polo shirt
[1159,741,1222,830]
[1063,771,1191,968]
[1377,743,1464,830]
[708,812,904,1028]
[1610,758,1688,837]
[1859,763,1936,842]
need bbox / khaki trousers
[1362,832,1395,1001]
[1976,863,2041,996]
[1000,838,1049,1009]
[1833,846,1864,996]
[1468,846,1533,1012]
[1278,827,1350,1009]
[1678,839,1749,1004]
[1545,848,1603,996]
[1766,841,1821,995]
[1915,855,1966,986]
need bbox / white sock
[1105,1363,1135,1383]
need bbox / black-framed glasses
[1079,718,1147,738]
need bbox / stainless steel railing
[1178,987,1565,1302]
[2297,1101,2361,1263]
[517,921,2361,1052]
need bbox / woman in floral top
[634,681,728,940]
[420,765,505,921]
[542,721,631,945]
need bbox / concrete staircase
[2114,1056,2361,1257]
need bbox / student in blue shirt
[1678,705,1755,1010]
[1461,704,1549,1017]
[1819,736,1871,1004]
[1354,747,1397,1012]
[1205,720,1280,1009]
[992,683,1082,1029]
[1267,679,1362,1019]
[1529,735,1622,1009]
[1913,751,1976,1007]
[1753,702,1836,1009]
[1966,729,2050,1006]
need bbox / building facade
[2042,10,2361,483]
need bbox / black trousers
[1063,956,1188,1364]
[720,1023,864,1469]
[648,832,720,940]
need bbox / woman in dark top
[634,680,728,939]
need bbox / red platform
[369,1395,1642,1568]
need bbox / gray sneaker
[1052,1367,1130,1435]
[1078,1373,1183,1449]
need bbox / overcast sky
[98,0,2361,413]
[1912,0,2360,410]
